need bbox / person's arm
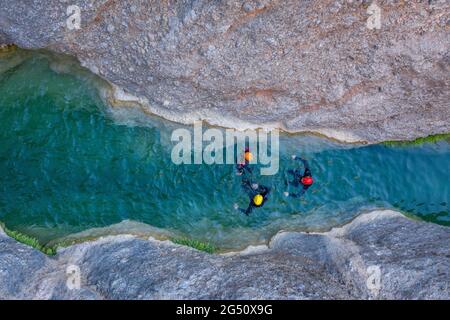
[288,169,302,178]
[299,158,308,166]
[241,177,250,188]
[241,178,256,196]
[259,185,270,196]
[289,184,310,198]
[285,169,300,187]
[293,155,308,166]
[299,159,312,177]
[303,168,312,177]
[294,156,312,177]
[288,189,306,198]
[285,170,294,186]
[294,156,309,168]
[243,165,253,174]
[240,203,254,215]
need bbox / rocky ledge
[1,0,449,143]
[1,210,448,299]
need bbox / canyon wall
[1,210,449,299]
[0,0,449,142]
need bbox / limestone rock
[1,210,448,299]
[0,0,448,142]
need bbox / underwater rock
[1,210,448,299]
[0,0,449,142]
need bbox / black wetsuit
[236,162,252,175]
[285,157,312,198]
[236,151,253,175]
[240,178,270,215]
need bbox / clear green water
[0,51,449,249]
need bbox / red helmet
[301,176,313,186]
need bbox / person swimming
[236,147,253,176]
[235,177,270,215]
[284,155,314,198]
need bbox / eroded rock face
[0,210,449,299]
[0,0,449,142]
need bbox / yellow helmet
[253,194,263,206]
[244,151,253,162]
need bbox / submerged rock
[1,210,448,299]
[0,1,449,142]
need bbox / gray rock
[243,3,254,13]
[0,210,448,299]
[0,0,448,143]
[106,24,115,34]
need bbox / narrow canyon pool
[1,49,449,250]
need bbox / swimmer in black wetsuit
[236,147,253,176]
[284,155,314,198]
[235,178,270,215]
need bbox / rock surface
[1,210,448,299]
[0,0,449,142]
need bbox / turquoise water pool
[0,50,449,249]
